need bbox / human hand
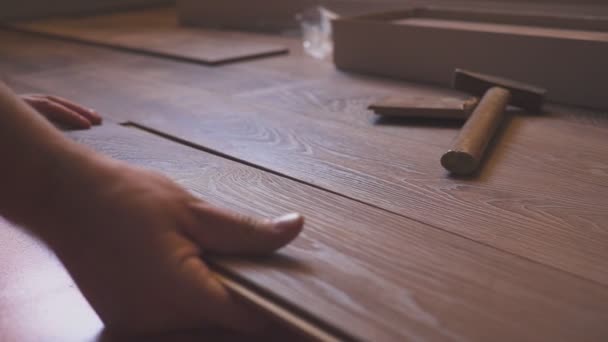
[37,155,304,335]
[21,94,102,129]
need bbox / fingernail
[273,213,304,230]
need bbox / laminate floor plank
[0,29,305,113]
[2,28,605,129]
[11,57,608,287]
[1,28,608,339]
[4,7,289,66]
[2,27,607,285]
[234,72,608,130]
[4,35,605,153]
[22,122,608,341]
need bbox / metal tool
[441,69,546,176]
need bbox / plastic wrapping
[297,7,338,60]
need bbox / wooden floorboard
[1,15,607,339]
[233,72,608,130]
[119,94,608,287]
[11,122,608,341]
[2,26,605,127]
[4,7,289,66]
[6,40,607,287]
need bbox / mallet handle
[441,87,511,175]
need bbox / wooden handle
[441,87,511,175]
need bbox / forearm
[0,82,100,229]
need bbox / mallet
[441,69,546,176]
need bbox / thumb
[184,202,304,255]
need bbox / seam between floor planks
[124,122,608,290]
[67,123,608,341]
[0,26,289,67]
[5,42,608,288]
[4,27,608,286]
[109,81,608,286]
[2,28,606,131]
[210,264,354,341]
[2,13,607,341]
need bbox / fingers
[21,94,102,129]
[47,95,102,125]
[31,98,92,129]
[185,203,304,255]
[179,203,304,332]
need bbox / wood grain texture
[1,16,607,339]
[14,58,608,287]
[56,123,608,341]
[137,96,608,287]
[0,29,303,102]
[5,7,289,65]
[1,28,605,128]
[2,27,608,288]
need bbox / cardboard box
[333,7,608,109]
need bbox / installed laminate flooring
[4,7,289,65]
[5,33,607,287]
[113,89,608,287]
[1,10,607,339]
[2,28,605,129]
[5,123,608,341]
